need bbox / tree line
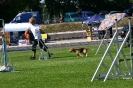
[0,0,131,23]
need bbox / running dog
[69,47,92,57]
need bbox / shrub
[41,17,133,33]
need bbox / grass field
[0,45,133,88]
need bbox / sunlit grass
[0,45,132,88]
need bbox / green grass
[0,45,133,88]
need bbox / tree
[7,0,41,22]
[0,0,9,22]
[0,0,130,23]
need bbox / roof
[2,23,30,32]
[83,14,104,24]
[81,11,94,13]
[65,12,78,14]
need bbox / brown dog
[69,47,90,57]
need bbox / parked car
[10,11,41,24]
[99,10,108,18]
[108,11,122,15]
[49,17,60,23]
[81,11,94,21]
[63,12,81,22]
[105,11,122,18]
[120,25,133,39]
[123,8,133,16]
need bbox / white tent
[2,23,30,32]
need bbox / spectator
[86,24,92,37]
[109,27,113,38]
[59,13,63,22]
[25,31,30,45]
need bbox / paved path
[46,38,102,48]
[5,38,103,51]
[4,37,122,51]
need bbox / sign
[18,39,27,46]
[41,34,47,39]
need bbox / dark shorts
[32,39,48,52]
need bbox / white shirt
[28,23,42,39]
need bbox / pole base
[39,55,48,60]
[87,37,93,41]
[0,66,14,72]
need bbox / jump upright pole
[0,19,7,67]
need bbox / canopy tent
[83,14,104,24]
[2,23,30,32]
[82,14,104,40]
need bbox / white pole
[0,19,7,67]
[128,18,133,76]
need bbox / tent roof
[89,14,104,22]
[83,14,104,24]
[2,23,30,32]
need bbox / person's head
[29,17,36,25]
[60,13,62,16]
[88,24,92,26]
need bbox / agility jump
[91,15,133,81]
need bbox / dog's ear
[69,48,73,52]
[70,48,73,50]
[69,48,72,51]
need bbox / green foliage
[130,0,133,2]
[0,0,130,23]
[8,0,41,12]
[45,0,129,17]
[0,0,43,23]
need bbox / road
[4,38,104,51]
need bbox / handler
[25,17,52,60]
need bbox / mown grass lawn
[0,45,132,88]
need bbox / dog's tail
[87,48,93,51]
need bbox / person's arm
[25,29,29,35]
[39,26,44,33]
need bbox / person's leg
[30,39,38,59]
[109,27,113,38]
[32,51,36,58]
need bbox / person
[25,17,52,60]
[59,13,63,22]
[86,24,92,37]
[25,31,30,45]
[98,30,105,39]
[92,24,99,38]
[109,27,113,38]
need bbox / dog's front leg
[79,53,83,57]
[85,54,88,57]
